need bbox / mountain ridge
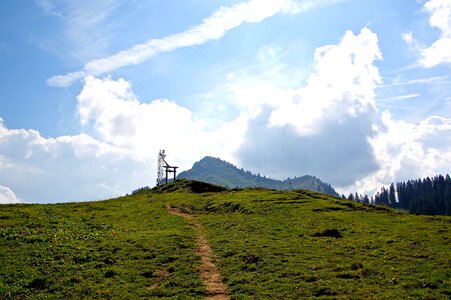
[178,156,339,196]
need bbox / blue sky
[1,0,450,203]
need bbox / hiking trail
[166,204,230,300]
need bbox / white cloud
[420,0,451,67]
[46,71,86,87]
[402,30,423,54]
[36,0,123,64]
[0,186,20,204]
[402,31,414,44]
[1,73,252,203]
[286,0,347,14]
[384,76,448,87]
[236,28,382,186]
[227,78,297,113]
[47,0,347,87]
[35,0,63,18]
[63,0,122,60]
[377,93,420,101]
[348,112,451,196]
[421,38,451,67]
[424,0,451,36]
[76,76,246,167]
[234,26,451,197]
[258,45,281,61]
[4,14,451,203]
[268,27,382,135]
[0,119,148,203]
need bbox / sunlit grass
[0,194,205,299]
[1,180,450,299]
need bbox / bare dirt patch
[145,268,170,290]
[166,205,229,300]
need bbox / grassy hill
[1,179,450,299]
[178,156,339,196]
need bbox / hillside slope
[178,156,338,196]
[0,179,450,299]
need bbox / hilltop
[178,156,338,196]
[1,179,449,299]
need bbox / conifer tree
[363,194,370,204]
[389,183,396,206]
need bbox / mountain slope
[1,180,450,299]
[178,156,338,196]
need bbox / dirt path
[166,205,230,300]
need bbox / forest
[346,174,451,216]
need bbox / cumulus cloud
[237,28,382,186]
[349,113,451,195]
[1,74,251,203]
[420,0,451,67]
[4,19,451,203]
[76,76,246,167]
[47,0,347,87]
[269,28,381,134]
[237,107,379,186]
[0,119,148,203]
[0,185,20,204]
[235,26,451,196]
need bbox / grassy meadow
[1,179,450,299]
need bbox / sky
[0,0,450,204]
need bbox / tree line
[343,174,451,216]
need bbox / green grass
[180,189,450,299]
[0,193,205,299]
[1,180,450,299]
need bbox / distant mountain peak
[178,156,338,196]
